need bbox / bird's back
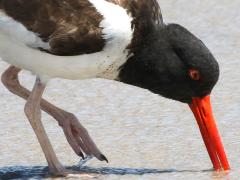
[0,0,163,55]
[0,0,106,56]
[0,0,162,80]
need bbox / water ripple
[0,165,211,180]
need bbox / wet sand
[0,0,240,179]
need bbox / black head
[119,24,219,103]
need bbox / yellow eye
[189,69,200,80]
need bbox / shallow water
[0,0,240,179]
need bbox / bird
[0,0,230,176]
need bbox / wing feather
[1,0,105,56]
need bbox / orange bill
[189,95,230,171]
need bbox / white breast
[0,1,133,81]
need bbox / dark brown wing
[1,0,105,56]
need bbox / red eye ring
[189,69,200,80]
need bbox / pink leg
[24,77,66,176]
[1,66,107,162]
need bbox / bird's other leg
[48,107,108,162]
[24,77,66,176]
[1,66,108,162]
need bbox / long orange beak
[189,95,230,171]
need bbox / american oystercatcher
[0,0,230,176]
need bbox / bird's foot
[48,163,68,177]
[49,167,96,178]
[58,112,108,163]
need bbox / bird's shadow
[0,165,212,179]
[0,157,212,179]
